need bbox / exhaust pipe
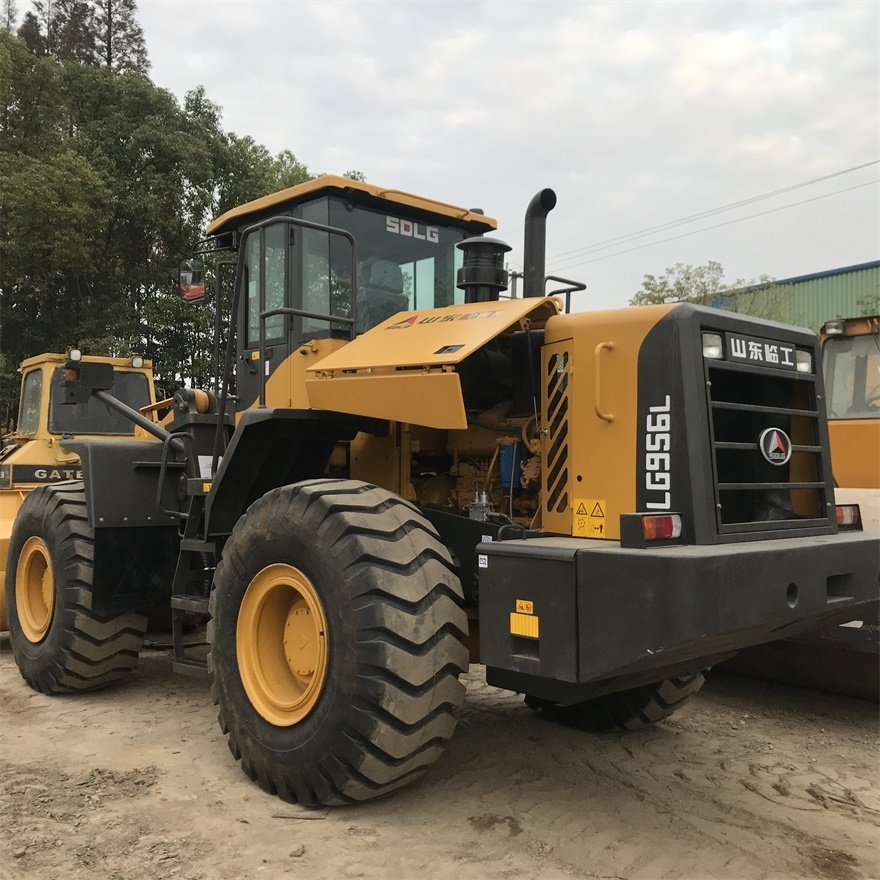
[523,188,557,298]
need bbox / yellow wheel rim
[16,536,55,643]
[236,563,329,727]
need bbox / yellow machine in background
[0,353,159,633]
[822,316,880,529]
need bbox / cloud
[36,0,880,307]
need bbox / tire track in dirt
[0,649,877,879]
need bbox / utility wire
[549,179,879,271]
[546,159,880,268]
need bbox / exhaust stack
[522,188,557,298]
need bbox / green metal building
[767,260,879,331]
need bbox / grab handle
[594,341,615,423]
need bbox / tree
[93,0,148,74]
[31,0,56,55]
[0,26,326,416]
[17,10,45,54]
[16,0,95,62]
[342,169,366,182]
[274,149,311,190]
[1,0,17,32]
[630,261,787,321]
[54,0,96,63]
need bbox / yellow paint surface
[510,612,540,639]
[308,298,558,373]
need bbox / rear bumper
[478,531,879,702]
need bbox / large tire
[209,478,469,806]
[0,578,7,633]
[4,483,148,694]
[525,673,705,733]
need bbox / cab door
[237,223,292,410]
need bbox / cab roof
[206,174,498,237]
[18,353,153,372]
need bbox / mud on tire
[5,483,148,694]
[526,673,705,733]
[208,479,469,806]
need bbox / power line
[546,159,880,268]
[549,179,879,272]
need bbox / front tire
[5,483,148,694]
[209,479,469,806]
[526,673,705,732]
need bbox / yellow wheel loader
[5,176,878,805]
[0,353,161,643]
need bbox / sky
[137,0,879,310]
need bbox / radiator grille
[705,348,830,534]
[545,350,570,515]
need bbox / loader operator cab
[12,354,154,440]
[203,175,497,410]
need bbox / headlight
[822,320,844,336]
[67,347,82,362]
[130,355,145,369]
[701,332,723,359]
[795,349,813,373]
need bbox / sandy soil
[1,635,877,880]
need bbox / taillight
[836,504,862,530]
[642,514,683,541]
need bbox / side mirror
[179,259,206,304]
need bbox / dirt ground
[1,635,877,880]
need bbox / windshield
[300,197,467,334]
[49,368,151,435]
[824,334,880,419]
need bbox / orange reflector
[642,514,682,541]
[836,504,861,528]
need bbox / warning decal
[573,498,608,539]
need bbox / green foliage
[856,293,879,317]
[0,28,324,424]
[630,261,787,322]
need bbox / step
[180,539,216,553]
[170,594,210,615]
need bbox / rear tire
[209,478,469,806]
[525,673,705,732]
[4,483,148,694]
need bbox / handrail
[594,341,615,423]
[544,274,586,314]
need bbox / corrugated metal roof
[775,260,880,286]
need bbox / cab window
[244,224,287,347]
[824,335,880,418]
[49,369,151,435]
[18,369,42,434]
